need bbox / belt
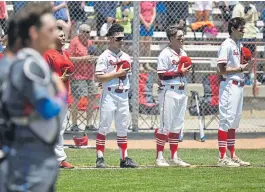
[107,87,128,93]
[163,85,185,90]
[221,78,244,87]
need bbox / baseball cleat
[155,158,170,167]
[231,156,250,167]
[217,157,240,167]
[169,158,190,167]
[120,157,138,168]
[96,157,108,168]
[201,136,206,142]
[60,160,74,169]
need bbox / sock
[168,132,179,159]
[96,133,106,158]
[218,129,227,159]
[227,129,236,158]
[155,132,168,159]
[117,136,128,160]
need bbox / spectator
[194,1,213,22]
[155,2,166,32]
[51,1,71,39]
[94,1,117,37]
[139,1,156,72]
[67,23,98,131]
[68,1,87,39]
[219,1,237,32]
[165,1,189,33]
[43,26,74,169]
[12,1,26,13]
[232,1,245,18]
[233,2,259,85]
[0,1,8,37]
[115,1,133,40]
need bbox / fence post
[131,1,140,132]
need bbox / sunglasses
[235,27,244,33]
[114,37,124,41]
[81,30,91,34]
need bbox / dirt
[65,138,265,149]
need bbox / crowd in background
[0,1,264,131]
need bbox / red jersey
[43,49,74,103]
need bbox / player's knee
[157,128,169,135]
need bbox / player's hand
[116,67,129,77]
[61,68,71,81]
[240,63,249,71]
[180,65,192,76]
[53,73,66,93]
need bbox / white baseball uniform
[95,49,131,136]
[157,46,188,135]
[217,38,244,131]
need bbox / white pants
[158,85,188,135]
[194,1,213,11]
[54,110,68,163]
[219,79,244,131]
[98,89,130,136]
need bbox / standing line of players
[0,2,251,191]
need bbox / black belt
[162,85,185,90]
[108,87,128,93]
[170,85,185,90]
[221,78,244,87]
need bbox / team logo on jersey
[233,50,239,55]
[109,60,114,65]
[172,60,177,65]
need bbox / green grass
[57,149,265,192]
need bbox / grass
[56,149,265,192]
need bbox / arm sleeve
[95,55,107,75]
[35,98,61,119]
[157,54,169,74]
[217,45,229,64]
[43,53,56,72]
[67,40,76,57]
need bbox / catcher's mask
[73,133,88,146]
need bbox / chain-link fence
[2,1,265,134]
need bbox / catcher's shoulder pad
[23,57,51,85]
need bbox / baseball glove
[241,47,252,64]
[116,60,130,80]
[177,56,192,73]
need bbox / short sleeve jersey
[217,38,244,81]
[157,46,187,85]
[95,49,131,89]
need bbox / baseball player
[2,3,67,191]
[43,26,74,169]
[155,25,192,167]
[0,17,21,192]
[95,24,138,168]
[217,17,250,167]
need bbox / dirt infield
[65,138,265,149]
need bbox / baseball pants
[158,85,188,135]
[98,89,130,136]
[219,79,243,131]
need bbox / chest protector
[8,48,67,145]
